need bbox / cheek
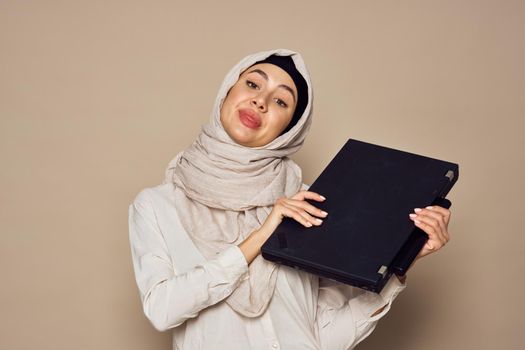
[269,110,293,132]
[279,108,294,126]
[220,91,237,119]
[224,84,245,103]
[219,101,233,131]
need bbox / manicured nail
[320,195,326,201]
[321,211,328,217]
[414,208,422,213]
[414,220,421,224]
[426,206,433,210]
[316,218,323,224]
[306,222,312,227]
[409,213,417,218]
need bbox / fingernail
[426,206,433,210]
[409,213,417,218]
[306,222,312,227]
[320,195,326,201]
[321,211,328,217]
[414,220,421,224]
[316,218,323,224]
[414,208,422,213]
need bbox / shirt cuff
[215,245,250,283]
[379,274,406,304]
[369,275,406,321]
[349,275,406,322]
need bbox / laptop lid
[261,138,459,293]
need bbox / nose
[250,93,268,112]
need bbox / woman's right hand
[239,190,327,264]
[258,190,328,238]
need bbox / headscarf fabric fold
[164,49,313,317]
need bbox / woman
[129,48,451,349]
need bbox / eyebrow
[247,68,296,103]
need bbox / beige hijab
[164,49,313,317]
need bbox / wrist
[257,222,278,240]
[238,228,272,265]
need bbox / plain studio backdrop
[1,1,523,349]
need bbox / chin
[226,127,258,147]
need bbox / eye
[275,98,288,108]
[246,80,258,89]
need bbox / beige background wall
[1,1,523,349]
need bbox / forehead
[241,63,297,92]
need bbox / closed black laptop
[261,139,459,293]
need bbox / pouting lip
[238,108,261,129]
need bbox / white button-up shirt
[129,183,405,350]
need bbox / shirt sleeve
[128,191,249,332]
[316,275,406,350]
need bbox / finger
[421,207,450,242]
[410,208,447,243]
[422,241,434,254]
[282,201,324,226]
[417,241,435,259]
[409,212,444,243]
[291,190,326,203]
[413,219,445,250]
[279,205,316,228]
[426,205,451,226]
[285,198,328,218]
[414,216,445,247]
[416,208,448,242]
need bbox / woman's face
[220,63,298,147]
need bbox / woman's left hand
[408,205,452,260]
